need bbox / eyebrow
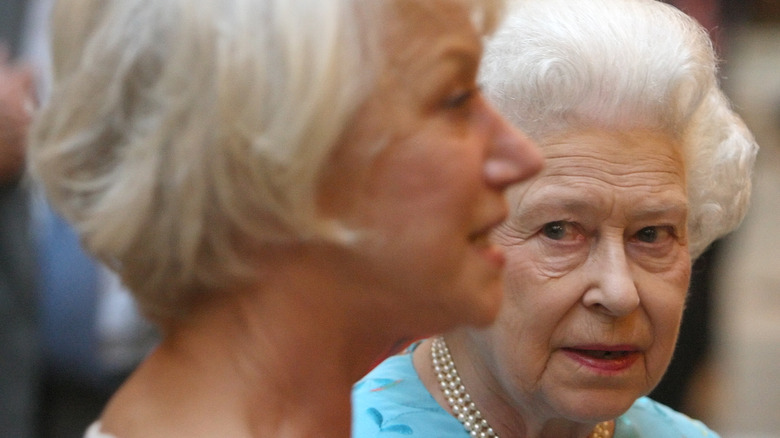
[626,200,688,222]
[422,33,481,69]
[513,196,598,223]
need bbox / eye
[443,86,480,110]
[634,226,673,244]
[542,221,578,241]
[636,227,658,243]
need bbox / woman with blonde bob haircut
[29,0,544,436]
[353,0,757,437]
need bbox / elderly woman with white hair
[352,0,757,437]
[28,0,544,436]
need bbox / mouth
[565,349,633,360]
[468,227,493,248]
[468,217,506,266]
[562,346,641,373]
[468,213,506,245]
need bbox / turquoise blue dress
[352,346,720,437]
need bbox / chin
[555,388,641,422]
[461,282,505,328]
[418,288,503,336]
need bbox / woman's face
[319,0,542,334]
[471,129,690,422]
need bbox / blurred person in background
[28,0,543,436]
[22,1,158,437]
[4,1,159,436]
[0,1,40,437]
[353,0,757,436]
[34,197,159,438]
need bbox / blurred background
[1,1,158,437]
[687,0,780,436]
[0,0,778,437]
[648,1,780,437]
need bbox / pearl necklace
[431,337,613,438]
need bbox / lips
[469,214,501,240]
[468,216,507,266]
[468,227,493,247]
[562,346,641,373]
[571,349,631,360]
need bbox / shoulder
[352,351,465,437]
[616,397,721,437]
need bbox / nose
[483,104,543,191]
[582,236,640,317]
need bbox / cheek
[643,260,690,331]
[499,231,589,279]
[482,295,571,398]
[502,248,555,322]
[640,262,691,375]
[535,244,589,278]
[369,141,482,220]
[472,314,548,398]
[347,160,468,237]
[500,249,582,347]
[502,243,587,309]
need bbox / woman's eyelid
[561,220,586,232]
[443,84,482,108]
[643,224,677,237]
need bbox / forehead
[383,0,482,64]
[511,129,688,214]
[541,129,685,185]
[387,0,475,28]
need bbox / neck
[102,247,408,438]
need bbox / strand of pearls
[431,336,498,438]
[430,336,613,438]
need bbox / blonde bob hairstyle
[480,0,758,259]
[28,0,505,320]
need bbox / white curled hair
[480,0,758,259]
[28,0,506,319]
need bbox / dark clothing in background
[0,2,40,437]
[0,183,40,438]
[0,3,40,434]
